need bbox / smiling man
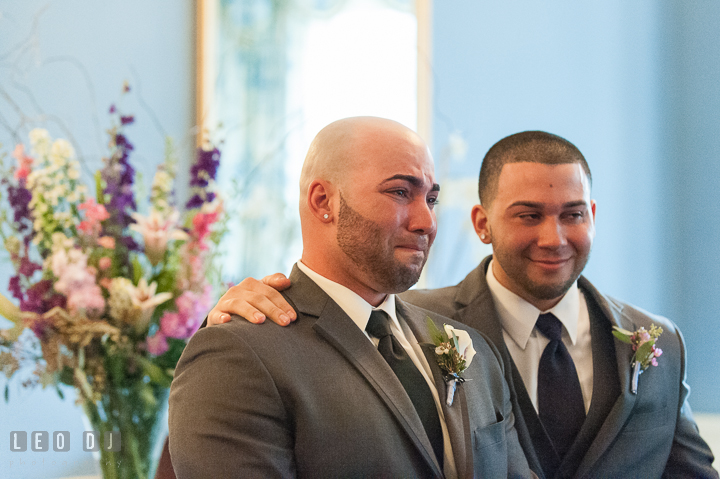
[169,118,532,478]
[209,131,718,478]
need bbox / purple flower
[18,257,42,278]
[188,148,220,188]
[186,147,221,210]
[100,124,141,264]
[45,293,67,310]
[21,279,52,314]
[7,182,33,233]
[109,104,116,114]
[185,194,204,210]
[120,115,135,125]
[8,276,23,301]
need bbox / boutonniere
[612,324,663,394]
[426,318,476,406]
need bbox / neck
[300,255,387,307]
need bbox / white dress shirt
[485,259,594,414]
[297,261,457,478]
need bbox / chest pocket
[472,413,508,476]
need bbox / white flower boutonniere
[612,324,664,394]
[426,319,476,406]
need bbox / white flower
[29,128,51,157]
[51,138,75,161]
[109,277,172,332]
[443,325,477,368]
[130,209,189,266]
[435,345,450,355]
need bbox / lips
[531,257,571,270]
[396,238,429,252]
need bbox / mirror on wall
[197,0,429,281]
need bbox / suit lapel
[286,267,442,478]
[399,300,474,479]
[572,279,637,479]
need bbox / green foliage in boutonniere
[612,324,664,370]
[613,324,664,394]
[426,318,477,406]
[427,318,475,377]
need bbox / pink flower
[99,257,112,270]
[192,212,219,244]
[161,287,212,339]
[80,198,110,222]
[12,144,33,180]
[145,332,169,356]
[78,199,109,236]
[97,236,116,249]
[160,311,192,339]
[67,284,105,317]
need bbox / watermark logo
[82,431,121,452]
[9,431,120,452]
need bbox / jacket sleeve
[663,325,718,479]
[168,324,295,479]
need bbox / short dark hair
[478,131,592,206]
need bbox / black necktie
[536,312,586,459]
[366,310,444,469]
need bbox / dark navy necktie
[536,312,586,459]
[366,309,444,469]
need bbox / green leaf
[58,367,74,386]
[4,384,8,402]
[56,386,65,400]
[136,355,172,388]
[425,317,444,344]
[132,256,143,285]
[451,331,460,353]
[94,171,104,203]
[612,330,632,344]
[636,340,654,363]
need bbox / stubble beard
[493,247,590,302]
[336,195,427,293]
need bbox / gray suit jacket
[169,266,533,478]
[402,256,718,479]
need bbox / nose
[408,198,437,237]
[537,217,566,248]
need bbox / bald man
[168,118,533,478]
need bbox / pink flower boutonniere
[612,324,664,394]
[426,319,476,406]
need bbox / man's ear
[307,179,334,222]
[471,204,491,244]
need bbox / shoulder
[400,285,462,317]
[580,276,685,351]
[400,258,491,317]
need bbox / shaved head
[299,117,420,203]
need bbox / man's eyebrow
[380,174,440,192]
[508,200,588,208]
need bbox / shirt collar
[297,261,399,331]
[485,258,580,349]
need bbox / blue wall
[1,1,718,477]
[0,1,195,477]
[429,1,720,413]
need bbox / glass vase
[82,383,169,479]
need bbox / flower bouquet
[0,88,225,479]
